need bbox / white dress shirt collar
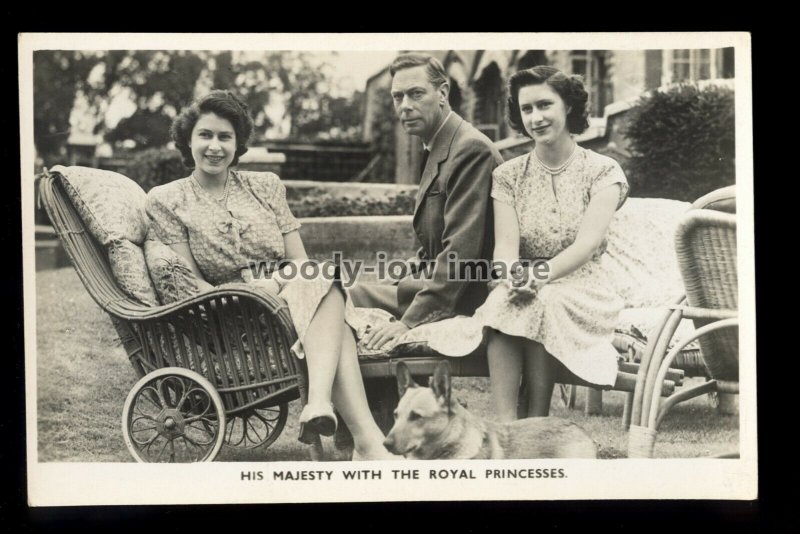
[423,111,454,152]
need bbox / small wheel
[707,389,720,409]
[223,404,288,449]
[559,384,577,409]
[122,368,226,463]
[710,391,738,415]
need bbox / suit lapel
[415,113,463,208]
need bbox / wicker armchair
[627,206,738,458]
[39,172,316,462]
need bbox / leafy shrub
[123,148,189,193]
[624,84,735,202]
[56,145,414,217]
[288,192,415,218]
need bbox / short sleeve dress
[146,170,384,359]
[478,147,630,386]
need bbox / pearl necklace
[534,144,579,175]
[193,173,231,206]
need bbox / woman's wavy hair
[170,90,255,168]
[506,66,589,137]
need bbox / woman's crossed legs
[301,284,395,459]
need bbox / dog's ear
[431,361,452,413]
[396,362,417,398]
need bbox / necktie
[420,149,429,179]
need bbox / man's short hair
[390,53,448,87]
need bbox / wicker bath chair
[627,206,738,458]
[39,171,318,462]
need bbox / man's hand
[362,320,410,351]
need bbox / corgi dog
[383,361,597,459]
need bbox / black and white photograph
[20,32,755,505]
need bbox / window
[571,51,588,77]
[473,62,503,140]
[569,51,611,117]
[664,49,724,84]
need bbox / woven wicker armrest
[667,304,737,321]
[100,283,292,331]
[690,185,736,213]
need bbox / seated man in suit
[350,53,503,350]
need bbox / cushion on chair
[603,197,690,309]
[144,239,202,304]
[50,165,149,245]
[108,239,159,306]
[50,165,157,306]
[356,310,706,379]
[386,315,485,359]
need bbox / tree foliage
[100,50,207,111]
[104,109,173,149]
[122,148,188,193]
[33,51,100,157]
[33,50,366,163]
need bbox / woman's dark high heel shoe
[297,403,337,444]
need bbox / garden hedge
[624,83,735,202]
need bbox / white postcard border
[20,32,756,506]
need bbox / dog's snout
[383,433,396,452]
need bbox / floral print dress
[401,147,630,387]
[145,170,385,358]
[479,147,629,386]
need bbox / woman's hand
[506,283,537,306]
[488,263,539,303]
[505,264,549,306]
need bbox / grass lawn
[35,267,739,462]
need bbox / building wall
[364,48,732,184]
[549,50,571,74]
[362,68,391,142]
[445,57,474,122]
[644,50,663,91]
[608,50,648,104]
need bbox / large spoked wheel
[223,404,288,449]
[122,368,226,463]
